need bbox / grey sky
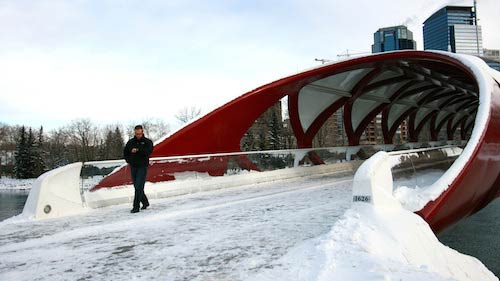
[0,0,498,130]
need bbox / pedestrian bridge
[22,51,500,233]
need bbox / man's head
[134,125,144,139]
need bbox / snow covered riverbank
[0,176,106,192]
[0,177,34,191]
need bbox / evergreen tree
[241,127,256,151]
[103,129,114,159]
[14,127,44,179]
[257,127,268,151]
[101,126,124,160]
[33,126,46,176]
[112,126,124,159]
[26,128,37,178]
[14,126,29,179]
[268,110,283,150]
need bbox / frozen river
[0,174,353,281]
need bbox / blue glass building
[423,6,483,56]
[372,26,416,53]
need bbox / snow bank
[250,204,497,281]
[390,146,463,211]
[393,170,446,211]
[0,177,34,191]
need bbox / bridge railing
[80,140,465,192]
[23,141,464,220]
[80,147,358,192]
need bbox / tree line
[0,118,172,179]
[1,106,203,179]
[0,104,306,179]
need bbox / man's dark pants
[130,165,149,210]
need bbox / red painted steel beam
[357,81,416,144]
[381,81,425,144]
[418,82,500,233]
[382,107,416,144]
[92,51,500,238]
[343,68,383,145]
[430,112,454,141]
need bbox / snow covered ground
[0,169,496,280]
[0,177,35,191]
[0,174,353,281]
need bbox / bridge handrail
[83,140,465,166]
[23,141,464,220]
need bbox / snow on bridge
[1,156,496,280]
[1,173,353,280]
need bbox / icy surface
[250,204,497,281]
[0,177,35,190]
[0,174,353,281]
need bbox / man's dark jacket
[124,136,154,167]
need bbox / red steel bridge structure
[94,51,500,233]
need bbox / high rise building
[423,6,483,56]
[372,26,417,53]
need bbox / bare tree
[66,119,99,162]
[175,106,202,124]
[0,123,17,176]
[46,128,72,168]
[127,118,171,142]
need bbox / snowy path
[0,174,353,281]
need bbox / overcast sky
[1,0,499,131]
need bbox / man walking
[124,125,154,213]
